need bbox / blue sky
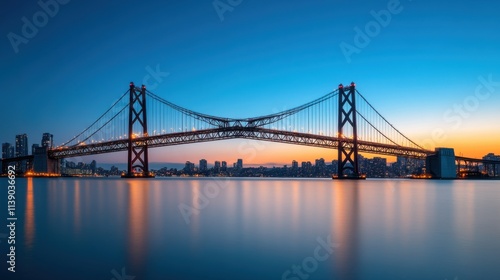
[1,0,499,165]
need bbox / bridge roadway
[49,127,433,159]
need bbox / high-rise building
[184,161,195,173]
[221,161,227,171]
[90,160,97,174]
[41,133,53,148]
[199,159,208,172]
[236,159,243,169]
[315,158,326,175]
[15,134,29,173]
[2,143,14,159]
[214,161,221,172]
[15,134,28,157]
[292,160,298,169]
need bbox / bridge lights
[338,84,343,89]
[351,82,356,87]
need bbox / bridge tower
[125,82,151,177]
[336,82,363,179]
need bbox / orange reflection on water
[73,181,81,234]
[331,182,360,279]
[24,178,35,249]
[189,180,202,244]
[127,180,149,268]
[453,183,475,242]
[290,180,301,234]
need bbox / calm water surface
[1,178,499,279]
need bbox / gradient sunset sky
[1,0,499,166]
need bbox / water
[1,178,499,280]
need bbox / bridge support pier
[426,148,456,179]
[124,82,153,178]
[335,82,364,179]
[33,146,60,174]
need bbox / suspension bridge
[2,82,498,179]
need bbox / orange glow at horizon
[90,128,499,166]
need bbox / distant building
[221,161,227,171]
[2,143,14,159]
[214,161,221,172]
[331,160,338,174]
[391,156,425,177]
[371,157,387,178]
[90,160,97,174]
[41,133,53,149]
[15,134,28,157]
[32,144,40,155]
[301,161,313,176]
[199,159,208,172]
[315,158,326,175]
[483,153,500,176]
[291,160,298,169]
[15,134,28,173]
[184,161,195,173]
[236,159,243,169]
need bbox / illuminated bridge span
[3,82,498,178]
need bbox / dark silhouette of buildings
[2,143,15,159]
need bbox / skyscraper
[214,161,221,172]
[15,134,29,173]
[221,161,227,171]
[15,134,28,157]
[42,133,53,148]
[2,143,14,159]
[184,161,195,173]
[199,159,208,172]
[236,159,243,169]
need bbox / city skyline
[2,129,500,167]
[1,0,499,165]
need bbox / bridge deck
[48,127,434,159]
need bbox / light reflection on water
[1,178,499,279]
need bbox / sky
[1,0,499,167]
